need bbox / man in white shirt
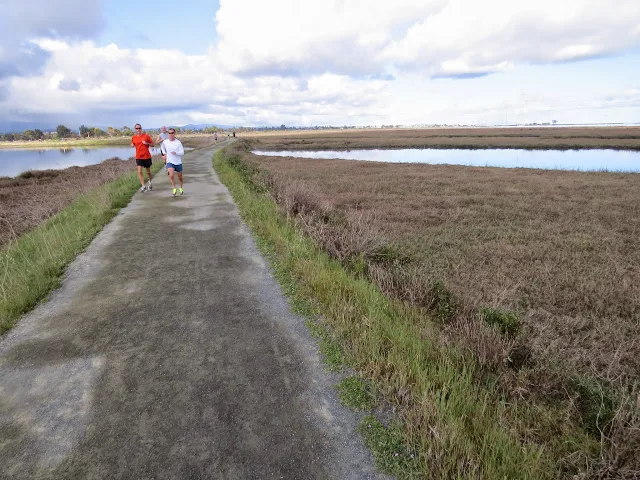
[162,128,186,196]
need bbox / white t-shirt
[162,139,185,165]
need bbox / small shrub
[427,280,460,323]
[368,243,413,266]
[480,307,521,337]
[222,151,265,192]
[322,208,348,227]
[347,252,368,277]
[570,376,616,437]
[17,169,59,180]
[506,343,534,370]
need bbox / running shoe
[172,188,177,196]
[140,185,147,193]
[179,187,184,196]
[147,181,153,191]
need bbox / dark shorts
[166,162,183,173]
[136,159,152,168]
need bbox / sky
[0,0,639,132]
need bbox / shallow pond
[0,145,197,178]
[1,147,137,178]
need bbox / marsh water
[1,147,136,178]
[252,148,640,172]
[4,146,637,178]
[1,146,196,178]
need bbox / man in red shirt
[131,123,155,192]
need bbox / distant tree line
[0,124,228,142]
[1,124,116,141]
[0,122,387,142]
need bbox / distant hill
[179,123,236,131]
[0,122,57,134]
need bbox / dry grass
[242,140,640,382]
[249,126,640,150]
[0,158,138,249]
[224,137,640,476]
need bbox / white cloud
[215,0,443,76]
[4,0,104,38]
[215,0,640,77]
[0,0,104,79]
[1,41,390,128]
[1,0,639,130]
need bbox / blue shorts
[166,163,183,173]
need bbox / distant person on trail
[163,128,185,196]
[131,123,154,192]
[156,126,169,154]
[156,125,169,144]
[213,132,218,144]
[156,126,170,174]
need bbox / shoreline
[0,133,218,150]
[0,138,132,149]
[245,126,640,151]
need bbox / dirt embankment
[0,159,138,249]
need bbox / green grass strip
[336,376,376,411]
[214,149,559,479]
[359,415,422,478]
[0,163,161,333]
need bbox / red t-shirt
[132,133,154,159]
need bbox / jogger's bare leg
[137,166,145,186]
[168,169,176,188]
[146,167,153,183]
[177,172,183,188]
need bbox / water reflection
[252,148,640,173]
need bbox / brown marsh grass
[235,135,640,380]
[0,158,137,249]
[248,126,640,150]
[225,137,640,476]
[262,156,640,378]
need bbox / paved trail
[0,140,383,479]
